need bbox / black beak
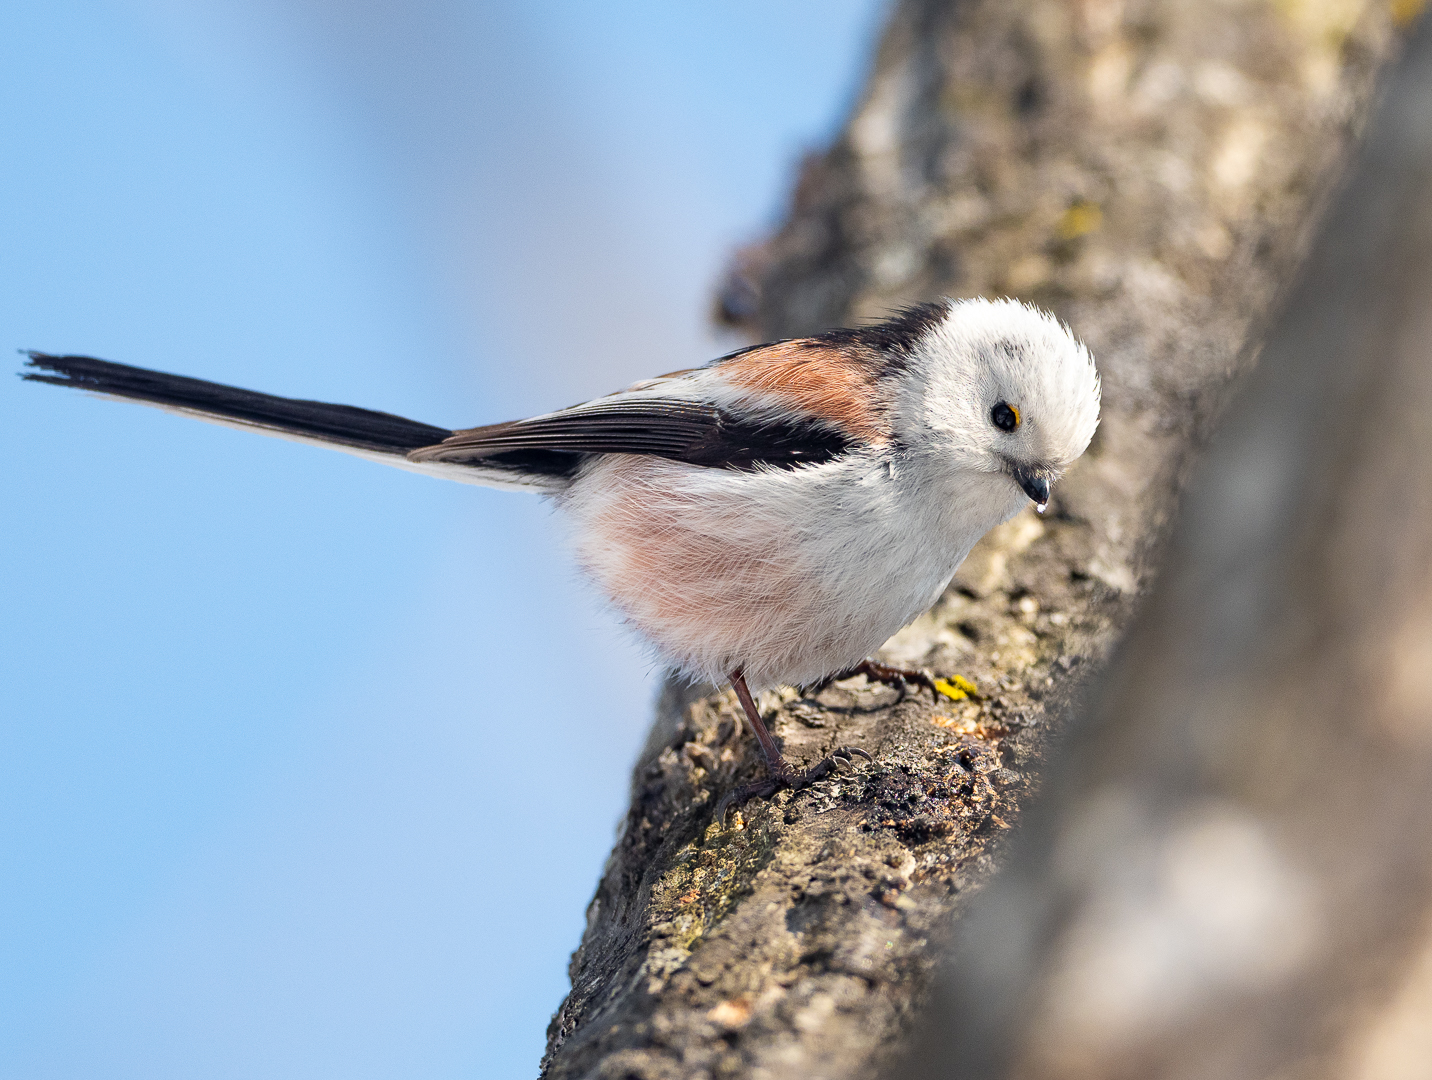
[1012,465,1050,509]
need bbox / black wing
[22,353,451,455]
[408,396,854,474]
[23,352,855,481]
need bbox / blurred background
[0,1,887,1076]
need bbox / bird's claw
[812,659,946,702]
[716,777,780,825]
[717,745,873,825]
[805,745,873,780]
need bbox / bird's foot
[812,659,978,703]
[716,746,872,824]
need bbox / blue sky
[0,1,886,1076]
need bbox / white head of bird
[896,297,1101,515]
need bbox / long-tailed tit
[24,297,1100,813]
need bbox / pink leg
[717,668,871,824]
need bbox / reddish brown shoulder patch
[721,340,888,442]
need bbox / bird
[22,296,1100,815]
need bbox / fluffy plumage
[562,298,1100,687]
[23,297,1100,691]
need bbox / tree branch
[541,3,1411,1076]
[901,10,1432,1077]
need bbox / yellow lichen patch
[1392,0,1428,27]
[1058,202,1103,240]
[1274,0,1376,96]
[934,674,980,702]
[1275,0,1370,44]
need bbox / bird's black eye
[991,401,1021,433]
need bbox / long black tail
[22,352,453,456]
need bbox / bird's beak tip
[1013,466,1050,509]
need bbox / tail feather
[22,352,452,454]
[20,352,563,491]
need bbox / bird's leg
[730,668,794,781]
[807,658,947,702]
[717,669,872,824]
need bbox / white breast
[558,450,1024,689]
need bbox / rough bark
[900,13,1432,1078]
[540,2,1413,1077]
